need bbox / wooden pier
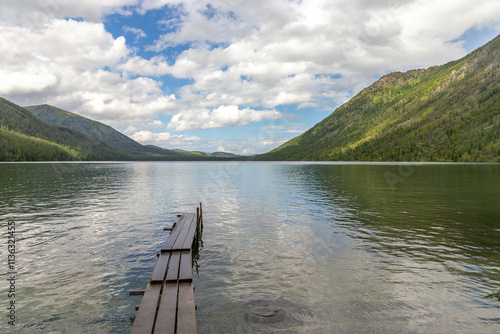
[131,204,203,334]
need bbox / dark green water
[0,162,499,333]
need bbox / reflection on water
[0,162,499,333]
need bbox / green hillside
[1,98,240,161]
[256,35,500,162]
[25,104,183,157]
[0,97,128,161]
[0,126,83,161]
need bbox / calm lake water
[0,162,499,333]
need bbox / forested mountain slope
[25,104,183,157]
[1,98,236,161]
[0,98,127,161]
[257,34,500,162]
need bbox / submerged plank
[130,283,161,334]
[177,283,197,334]
[153,283,178,334]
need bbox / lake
[0,162,499,333]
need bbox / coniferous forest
[256,35,500,162]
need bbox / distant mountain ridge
[25,105,243,160]
[0,97,127,161]
[0,99,240,161]
[25,104,182,157]
[255,34,500,162]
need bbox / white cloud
[130,130,202,149]
[148,4,252,51]
[0,19,128,71]
[123,125,138,134]
[148,120,165,128]
[0,18,177,128]
[0,0,138,23]
[117,55,173,76]
[0,62,58,95]
[130,130,172,142]
[167,105,284,131]
[138,0,500,114]
[123,26,147,41]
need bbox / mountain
[25,104,182,157]
[0,97,128,161]
[256,35,500,162]
[24,104,243,159]
[1,98,240,161]
[170,148,242,158]
[210,151,242,158]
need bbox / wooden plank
[161,214,187,251]
[177,283,197,334]
[150,253,171,284]
[131,283,161,334]
[165,252,181,283]
[129,290,145,296]
[153,283,178,334]
[181,216,198,250]
[172,213,196,251]
[161,214,188,252]
[178,250,192,282]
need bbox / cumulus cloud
[167,105,284,131]
[123,26,147,41]
[148,120,165,128]
[115,0,500,118]
[130,130,203,149]
[148,4,252,51]
[130,130,172,143]
[163,1,497,95]
[0,19,129,71]
[117,55,173,76]
[0,18,177,127]
[0,0,138,23]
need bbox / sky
[1,0,499,155]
